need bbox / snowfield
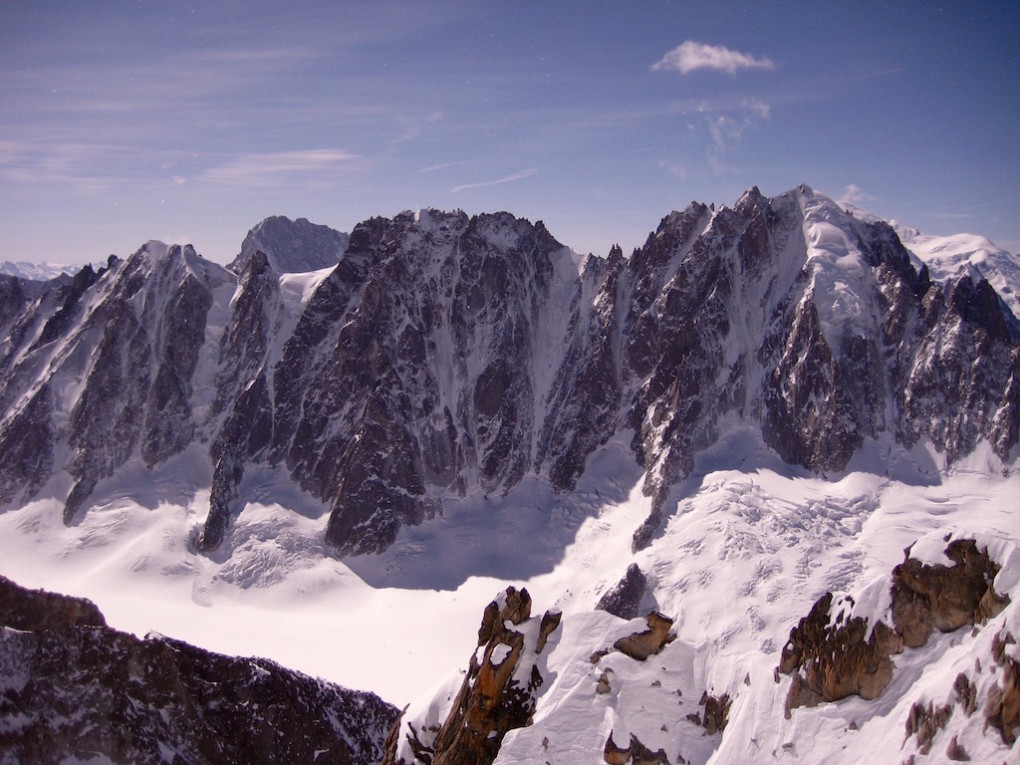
[0,427,1017,763]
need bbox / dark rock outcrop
[905,700,953,754]
[891,538,1009,648]
[0,384,54,507]
[603,730,672,765]
[697,691,732,735]
[779,538,1008,711]
[984,629,1020,745]
[383,586,561,765]
[597,563,649,620]
[0,574,105,630]
[0,575,397,765]
[0,274,29,340]
[945,734,971,761]
[780,592,903,710]
[613,611,675,661]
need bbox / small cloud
[745,98,771,120]
[838,184,877,209]
[652,41,775,76]
[658,159,686,179]
[450,168,537,194]
[708,115,743,154]
[694,98,774,175]
[425,110,445,122]
[171,175,187,185]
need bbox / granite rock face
[382,586,561,765]
[228,215,349,275]
[0,245,231,521]
[200,250,282,551]
[1,188,1017,557]
[0,575,398,765]
[263,210,578,554]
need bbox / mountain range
[1,186,1018,764]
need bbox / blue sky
[1,1,1017,264]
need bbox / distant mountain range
[1,188,1016,555]
[0,261,83,282]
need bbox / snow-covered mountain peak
[897,226,1020,319]
[138,239,172,259]
[831,197,1020,320]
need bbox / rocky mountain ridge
[0,574,397,764]
[0,186,1017,558]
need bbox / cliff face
[383,587,561,765]
[227,214,349,275]
[0,188,1017,557]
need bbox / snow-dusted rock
[0,187,1018,560]
[228,215,349,274]
[779,538,1009,711]
[0,575,397,765]
[384,586,561,765]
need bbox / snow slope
[838,198,1020,319]
[0,426,1017,763]
[897,225,1020,319]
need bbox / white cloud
[838,184,877,209]
[704,99,771,156]
[745,98,771,120]
[652,41,775,76]
[450,168,537,194]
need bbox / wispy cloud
[204,149,361,186]
[746,98,771,120]
[450,168,537,194]
[416,160,465,174]
[838,184,877,210]
[708,101,771,153]
[0,139,176,189]
[652,41,775,76]
[658,159,686,179]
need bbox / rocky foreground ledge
[388,536,1020,765]
[778,536,1019,758]
[0,575,397,765]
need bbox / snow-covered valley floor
[1,430,1018,763]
